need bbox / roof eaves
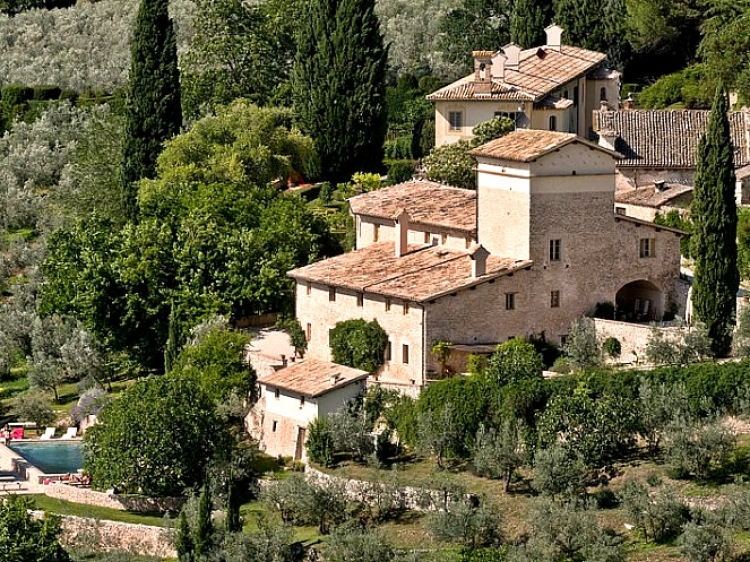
[614,214,686,236]
[416,259,533,302]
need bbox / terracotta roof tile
[289,243,531,302]
[259,359,368,397]
[615,183,693,208]
[470,129,620,162]
[427,45,607,102]
[592,110,749,168]
[348,180,476,234]
[614,214,685,235]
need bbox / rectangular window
[441,233,448,245]
[385,340,392,361]
[272,420,278,432]
[615,206,626,215]
[551,290,560,308]
[449,111,463,131]
[274,387,280,399]
[403,302,409,315]
[505,293,516,310]
[329,287,336,301]
[402,344,410,364]
[300,396,305,408]
[373,223,380,242]
[385,298,391,312]
[306,281,311,296]
[356,292,364,307]
[639,237,656,258]
[424,231,431,243]
[306,323,311,342]
[549,239,561,261]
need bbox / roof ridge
[362,246,468,294]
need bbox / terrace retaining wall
[44,483,185,513]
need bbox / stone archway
[615,280,664,322]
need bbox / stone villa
[427,24,620,146]
[287,129,683,394]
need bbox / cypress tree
[691,85,739,357]
[194,484,213,557]
[121,0,182,222]
[225,478,242,533]
[292,0,388,184]
[175,510,195,562]
[510,0,552,48]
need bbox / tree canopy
[0,496,69,562]
[329,319,388,373]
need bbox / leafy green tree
[0,495,69,562]
[510,0,551,47]
[679,521,734,562]
[691,87,739,357]
[645,323,712,366]
[700,2,750,105]
[638,378,689,455]
[195,484,213,558]
[328,406,375,462]
[84,376,225,496]
[532,442,587,500]
[306,416,335,467]
[483,337,543,387]
[13,391,55,430]
[562,317,602,370]
[426,497,504,549]
[734,304,750,358]
[618,480,689,543]
[325,526,395,562]
[654,210,693,257]
[472,421,527,491]
[416,403,462,468]
[121,0,182,221]
[329,319,388,372]
[663,415,735,480]
[175,510,195,562]
[292,0,388,183]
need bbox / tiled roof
[534,95,575,110]
[614,214,686,235]
[348,180,476,234]
[470,129,620,162]
[615,183,693,208]
[259,359,368,397]
[288,242,532,302]
[427,45,607,102]
[592,110,750,168]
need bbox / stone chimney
[502,43,521,70]
[394,208,410,258]
[469,244,490,278]
[598,128,618,152]
[544,24,563,52]
[472,51,494,95]
[624,94,634,110]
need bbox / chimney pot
[470,244,490,278]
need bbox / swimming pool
[9,441,84,474]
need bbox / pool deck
[0,439,84,494]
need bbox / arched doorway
[616,280,663,322]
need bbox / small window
[329,287,336,302]
[306,281,311,296]
[300,396,305,408]
[615,206,626,215]
[549,239,561,261]
[639,237,656,258]
[573,86,579,105]
[424,231,430,243]
[449,111,463,131]
[505,293,516,310]
[274,387,280,399]
[563,90,568,99]
[600,87,607,101]
[373,223,380,242]
[306,323,311,342]
[441,233,448,245]
[551,290,560,308]
[465,237,472,249]
[357,292,364,307]
[403,302,409,315]
[385,340,392,361]
[385,298,391,311]
[272,420,278,432]
[549,115,557,131]
[402,344,410,364]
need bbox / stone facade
[43,483,185,513]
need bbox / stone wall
[44,483,184,513]
[31,511,175,558]
[593,318,686,364]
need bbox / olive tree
[472,421,527,491]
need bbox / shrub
[426,497,504,549]
[679,521,733,562]
[483,338,544,387]
[472,421,526,491]
[386,160,414,184]
[1,85,34,106]
[603,337,622,358]
[352,172,381,192]
[618,481,689,543]
[325,526,395,562]
[13,391,55,429]
[563,317,602,370]
[592,487,619,509]
[306,416,334,467]
[329,319,388,372]
[593,301,615,320]
[663,416,735,480]
[32,85,62,101]
[550,357,571,374]
[532,443,588,500]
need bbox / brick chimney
[502,43,520,70]
[394,208,410,258]
[469,244,490,278]
[472,51,494,95]
[544,24,563,52]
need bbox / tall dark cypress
[691,86,739,357]
[510,0,552,48]
[292,0,388,184]
[121,0,182,221]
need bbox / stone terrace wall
[593,318,685,364]
[44,483,184,513]
[31,511,175,558]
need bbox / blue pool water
[9,441,84,474]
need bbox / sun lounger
[39,427,55,440]
[59,427,77,440]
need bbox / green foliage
[738,206,750,283]
[691,86,739,357]
[426,497,504,549]
[416,402,462,468]
[328,405,376,462]
[169,321,255,405]
[84,376,225,496]
[121,0,182,221]
[13,391,55,429]
[562,317,602,370]
[325,525,395,562]
[510,0,551,47]
[306,416,334,467]
[431,340,452,375]
[1,85,33,106]
[663,415,735,480]
[194,484,213,557]
[472,421,527,491]
[423,140,477,189]
[483,338,544,387]
[279,317,307,358]
[175,510,194,562]
[734,304,750,358]
[679,521,734,562]
[292,0,388,183]
[329,319,388,372]
[352,172,382,192]
[602,337,621,358]
[645,323,712,366]
[637,64,714,109]
[637,378,689,455]
[618,481,689,543]
[471,116,515,145]
[593,301,615,320]
[386,160,414,185]
[532,443,588,501]
[655,210,693,258]
[0,495,69,562]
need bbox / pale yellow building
[287,130,683,394]
[427,25,619,147]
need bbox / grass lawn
[28,494,171,527]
